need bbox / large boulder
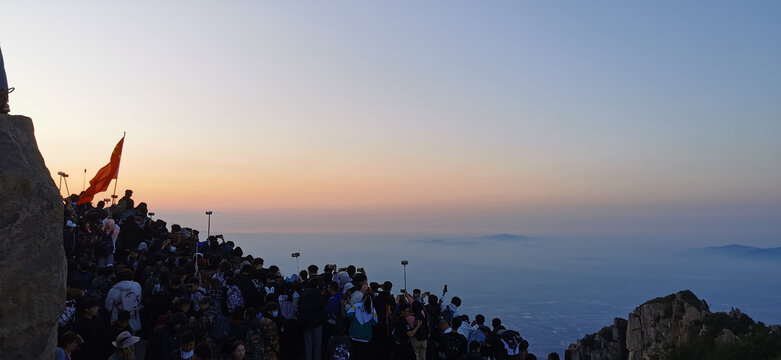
[626,290,710,360]
[0,114,66,359]
[570,290,712,360]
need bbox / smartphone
[444,284,448,293]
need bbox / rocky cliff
[568,290,781,360]
[0,114,66,359]
[626,290,710,359]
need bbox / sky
[2,1,780,240]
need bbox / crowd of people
[59,189,561,360]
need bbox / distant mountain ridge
[408,233,534,246]
[475,233,534,241]
[696,244,781,261]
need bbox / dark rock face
[0,114,66,359]
[573,318,628,360]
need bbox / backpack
[328,335,352,360]
[58,298,77,330]
[113,286,140,319]
[332,343,351,360]
[279,294,298,320]
[226,285,245,313]
[245,323,264,358]
[498,329,522,357]
[99,231,114,256]
[439,332,466,360]
[441,306,454,324]
[206,310,231,341]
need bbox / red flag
[77,136,125,205]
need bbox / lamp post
[292,252,301,272]
[401,260,408,291]
[205,211,213,239]
[57,171,70,197]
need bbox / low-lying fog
[226,232,781,357]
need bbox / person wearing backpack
[425,294,442,360]
[436,317,467,360]
[323,281,344,359]
[105,269,143,332]
[391,303,420,360]
[226,276,246,314]
[242,308,264,360]
[466,314,487,352]
[195,296,228,358]
[495,329,525,360]
[439,296,461,325]
[409,301,429,360]
[261,302,281,360]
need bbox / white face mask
[181,349,194,359]
[272,311,279,318]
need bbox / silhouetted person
[115,189,134,215]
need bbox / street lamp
[401,260,409,291]
[205,211,213,239]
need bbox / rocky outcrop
[570,318,628,360]
[568,290,711,360]
[0,114,66,359]
[626,290,710,359]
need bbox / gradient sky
[3,1,780,239]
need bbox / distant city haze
[1,2,778,241]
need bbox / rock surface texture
[572,318,628,360]
[569,290,712,360]
[0,114,65,359]
[626,290,710,360]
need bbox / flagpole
[111,132,126,204]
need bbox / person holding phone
[439,285,462,324]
